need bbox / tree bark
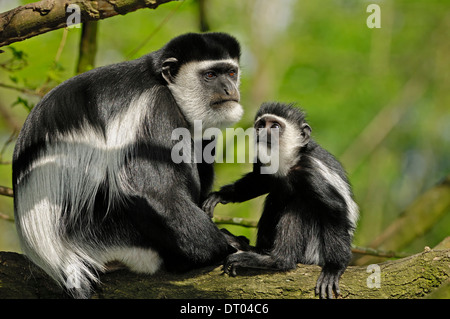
[0,247,448,299]
[0,0,175,48]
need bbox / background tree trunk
[76,20,98,74]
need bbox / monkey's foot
[315,269,341,299]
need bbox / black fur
[202,102,358,299]
[158,32,241,78]
[13,32,243,298]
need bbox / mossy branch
[0,0,176,48]
[0,245,449,299]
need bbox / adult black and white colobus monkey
[202,102,359,299]
[13,32,246,298]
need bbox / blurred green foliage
[0,0,448,254]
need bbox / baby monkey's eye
[271,122,281,129]
[255,121,265,130]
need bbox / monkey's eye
[271,122,281,129]
[228,70,237,77]
[255,121,265,130]
[204,71,217,80]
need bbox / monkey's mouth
[258,141,272,148]
[210,98,239,107]
[256,134,273,147]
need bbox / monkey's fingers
[316,271,333,299]
[333,281,340,297]
[201,195,220,217]
[222,262,237,277]
[315,271,340,299]
[317,280,333,299]
[327,282,334,299]
[315,271,325,298]
[224,264,237,277]
[222,253,241,277]
[230,265,237,277]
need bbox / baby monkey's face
[254,113,311,176]
[254,114,284,148]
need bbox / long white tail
[13,145,106,298]
[15,192,104,298]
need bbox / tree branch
[0,0,176,48]
[0,186,13,197]
[0,247,448,299]
[354,174,450,265]
[212,215,258,228]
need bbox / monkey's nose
[224,87,239,99]
[221,83,240,102]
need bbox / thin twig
[0,101,21,131]
[0,212,14,222]
[126,1,184,60]
[0,130,17,165]
[0,82,41,97]
[55,27,69,63]
[38,27,70,96]
[351,245,411,259]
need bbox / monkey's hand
[201,192,229,218]
[222,251,252,276]
[222,251,268,276]
[220,229,252,252]
[315,266,343,299]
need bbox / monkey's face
[254,113,311,176]
[254,114,290,156]
[255,115,283,145]
[164,58,243,130]
[254,115,284,174]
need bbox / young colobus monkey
[202,102,359,299]
[13,32,246,298]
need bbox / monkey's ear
[300,123,311,145]
[162,57,178,84]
